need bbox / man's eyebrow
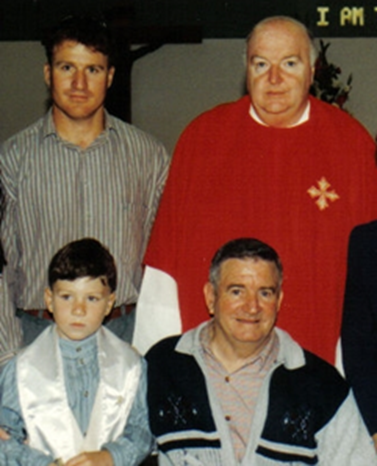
[226,283,245,290]
[260,286,278,293]
[283,54,302,60]
[249,54,302,61]
[86,64,107,71]
[249,54,267,61]
[54,60,106,69]
[54,60,73,65]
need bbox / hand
[0,427,29,444]
[373,433,377,453]
[0,428,10,440]
[65,450,113,466]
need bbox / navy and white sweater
[147,324,376,465]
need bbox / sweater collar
[176,321,306,370]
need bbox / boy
[0,238,152,466]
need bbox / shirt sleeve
[316,391,377,464]
[102,358,153,466]
[133,266,182,355]
[0,142,23,365]
[143,142,171,241]
[0,358,54,466]
[341,224,377,435]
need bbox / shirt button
[225,376,230,383]
[225,415,231,422]
[84,391,89,397]
[76,347,82,353]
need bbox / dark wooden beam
[106,21,202,122]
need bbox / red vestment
[145,96,377,363]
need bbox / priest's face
[45,276,115,341]
[246,18,314,128]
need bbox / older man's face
[204,258,282,358]
[246,20,314,128]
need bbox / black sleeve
[341,221,377,435]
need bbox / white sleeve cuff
[133,266,182,355]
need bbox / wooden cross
[105,3,202,122]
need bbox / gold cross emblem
[307,177,340,210]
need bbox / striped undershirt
[201,324,279,462]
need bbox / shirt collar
[40,108,117,141]
[40,108,57,139]
[176,321,306,370]
[199,321,279,372]
[58,330,98,361]
[249,101,310,127]
[103,110,117,132]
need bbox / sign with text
[2,0,377,41]
[313,2,377,36]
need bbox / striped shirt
[0,110,170,363]
[201,324,279,462]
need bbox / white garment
[17,325,141,463]
[133,266,182,355]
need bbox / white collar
[249,101,310,127]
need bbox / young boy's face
[45,276,116,341]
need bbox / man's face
[246,20,314,127]
[204,258,282,356]
[45,276,116,341]
[44,40,115,123]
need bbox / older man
[136,16,377,362]
[0,15,170,365]
[146,238,376,465]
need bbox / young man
[137,16,377,362]
[0,15,170,364]
[147,238,376,465]
[0,238,152,466]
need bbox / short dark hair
[42,15,116,67]
[48,238,117,292]
[209,238,283,289]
